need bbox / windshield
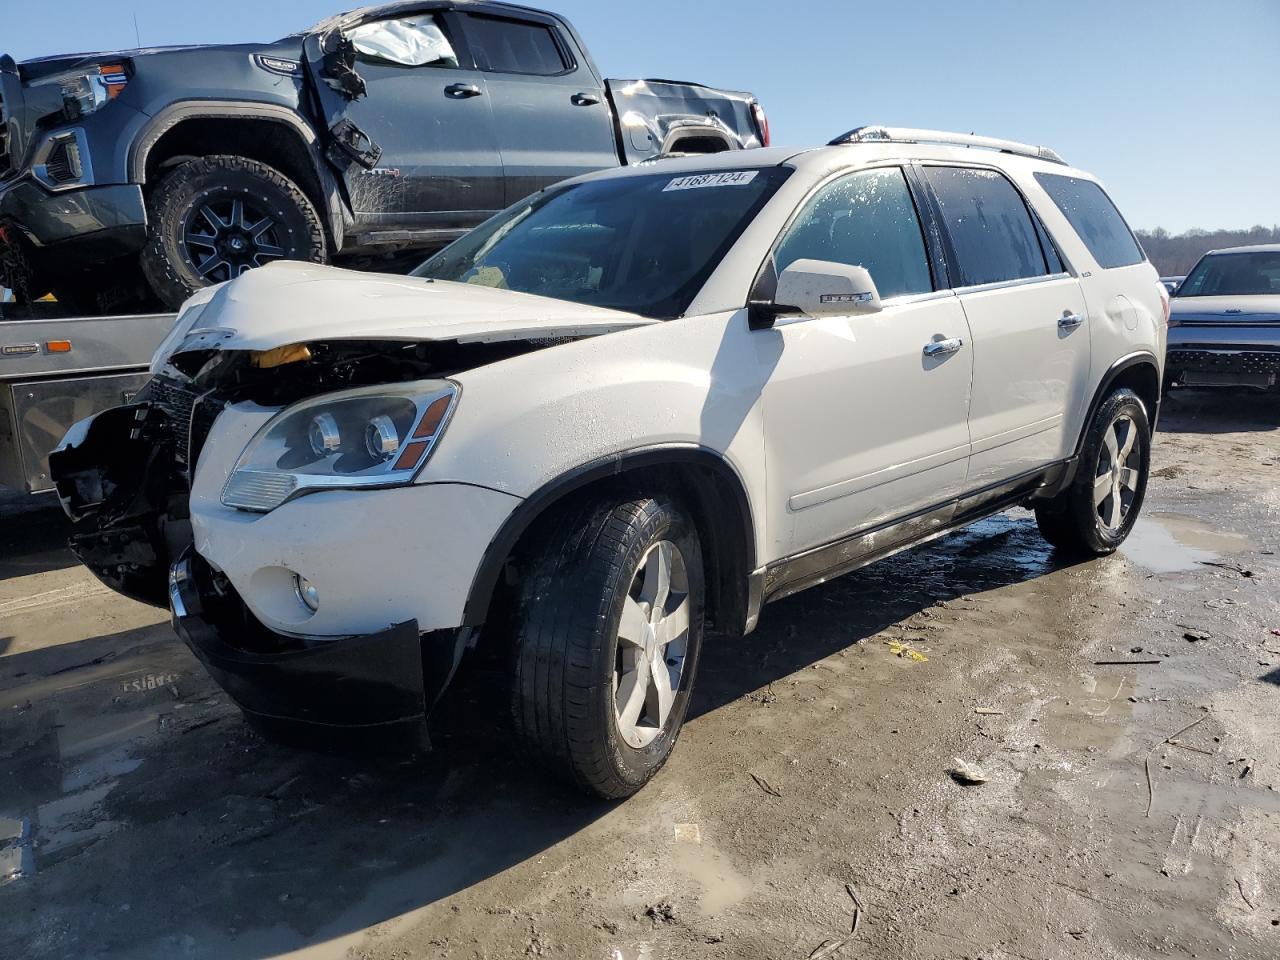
[412,167,791,319]
[1176,250,1280,297]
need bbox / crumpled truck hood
[170,262,656,356]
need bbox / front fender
[419,309,772,565]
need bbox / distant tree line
[1135,225,1280,277]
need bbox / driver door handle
[445,83,483,98]
[1058,311,1085,329]
[571,92,600,106]
[923,337,964,358]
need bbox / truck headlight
[31,63,129,119]
[221,382,458,512]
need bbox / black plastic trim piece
[763,462,1061,604]
[1073,350,1162,456]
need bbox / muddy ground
[2,389,1279,960]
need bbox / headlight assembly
[31,63,129,119]
[221,381,459,512]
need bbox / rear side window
[1034,173,1145,269]
[463,15,569,75]
[774,167,933,299]
[924,166,1050,286]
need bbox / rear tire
[511,494,704,798]
[140,155,327,310]
[1034,388,1151,555]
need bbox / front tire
[140,155,327,310]
[1035,388,1151,555]
[512,495,704,798]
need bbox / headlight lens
[32,63,129,119]
[221,381,458,512]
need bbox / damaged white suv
[52,127,1167,797]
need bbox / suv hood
[1170,294,1280,325]
[169,262,656,357]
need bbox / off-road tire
[1035,388,1151,555]
[140,155,326,310]
[512,494,705,798]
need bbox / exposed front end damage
[47,326,581,739]
[50,386,205,607]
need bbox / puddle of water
[670,825,752,916]
[1121,513,1254,573]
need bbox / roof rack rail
[827,126,1067,165]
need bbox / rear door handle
[571,92,600,106]
[445,83,483,99]
[1058,311,1085,329]
[923,337,964,358]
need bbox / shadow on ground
[0,491,75,581]
[1158,387,1280,435]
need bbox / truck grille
[147,376,196,455]
[145,376,225,472]
[1167,348,1280,376]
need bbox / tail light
[750,101,770,147]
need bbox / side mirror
[749,259,882,329]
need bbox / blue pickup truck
[0,0,767,313]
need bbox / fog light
[294,574,319,612]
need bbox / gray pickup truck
[0,0,767,313]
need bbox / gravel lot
[2,389,1279,960]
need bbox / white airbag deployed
[348,16,458,67]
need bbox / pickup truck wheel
[512,495,704,798]
[1034,388,1151,555]
[140,155,327,310]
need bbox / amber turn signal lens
[392,440,429,471]
[46,340,72,353]
[412,394,452,439]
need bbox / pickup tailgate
[606,78,765,162]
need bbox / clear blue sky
[5,0,1277,232]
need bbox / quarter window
[1034,172,1145,269]
[924,166,1049,286]
[774,167,933,299]
[463,15,569,75]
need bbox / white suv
[52,127,1168,797]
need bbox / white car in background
[1166,244,1280,392]
[51,127,1167,797]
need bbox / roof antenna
[133,12,142,48]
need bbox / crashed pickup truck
[0,0,767,313]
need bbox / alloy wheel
[181,195,287,283]
[1094,414,1142,530]
[613,540,691,748]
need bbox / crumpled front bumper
[169,553,438,733]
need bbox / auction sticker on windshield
[663,171,760,191]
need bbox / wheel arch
[1076,352,1162,457]
[462,444,758,640]
[662,125,734,155]
[129,102,346,249]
